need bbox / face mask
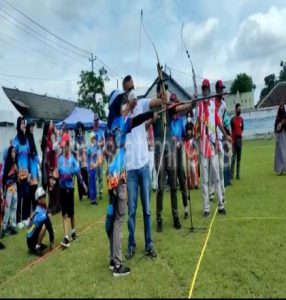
[187,117,192,123]
[236,111,241,116]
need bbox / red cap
[215,80,225,89]
[170,93,179,102]
[202,79,210,88]
[61,133,70,147]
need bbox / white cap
[35,186,46,201]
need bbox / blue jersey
[87,143,98,170]
[29,155,39,185]
[107,116,134,189]
[58,154,82,189]
[26,206,48,238]
[13,136,30,180]
[94,128,105,155]
[171,117,186,142]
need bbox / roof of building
[143,70,192,99]
[2,87,77,122]
[255,81,286,109]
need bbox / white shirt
[125,98,150,171]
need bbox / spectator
[170,93,189,219]
[184,122,199,190]
[26,120,40,211]
[274,104,286,175]
[58,139,87,248]
[0,162,5,249]
[231,103,244,180]
[26,187,54,256]
[87,132,99,205]
[1,146,18,238]
[74,122,88,201]
[93,113,105,200]
[13,117,30,229]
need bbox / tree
[78,67,109,120]
[259,74,276,100]
[279,60,286,82]
[230,73,254,94]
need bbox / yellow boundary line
[188,208,218,299]
[0,216,106,287]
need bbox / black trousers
[77,167,88,200]
[155,144,178,222]
[231,140,242,179]
[29,185,38,211]
[176,146,188,208]
[17,179,30,223]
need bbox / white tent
[0,86,21,125]
[0,86,21,160]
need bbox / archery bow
[141,9,167,185]
[181,22,198,98]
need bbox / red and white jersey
[197,99,222,157]
[215,97,227,152]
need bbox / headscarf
[16,116,27,145]
[26,122,37,156]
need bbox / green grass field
[0,138,285,298]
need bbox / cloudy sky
[0,0,286,105]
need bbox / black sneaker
[109,259,115,271]
[156,220,162,233]
[60,237,70,248]
[203,211,210,217]
[34,247,44,256]
[218,208,227,215]
[91,201,98,205]
[0,241,5,250]
[174,217,182,229]
[10,227,18,235]
[113,265,131,277]
[145,247,157,258]
[195,185,199,190]
[125,248,135,260]
[40,243,48,250]
[184,211,189,219]
[0,229,8,238]
[71,232,79,241]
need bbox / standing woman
[46,121,61,214]
[26,120,40,211]
[1,146,18,237]
[274,104,286,175]
[87,132,98,205]
[41,122,50,191]
[74,122,88,201]
[13,117,30,228]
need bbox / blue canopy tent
[56,106,107,131]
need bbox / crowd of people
[0,75,247,277]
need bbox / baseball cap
[61,132,70,147]
[215,80,225,89]
[202,79,210,88]
[35,186,46,201]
